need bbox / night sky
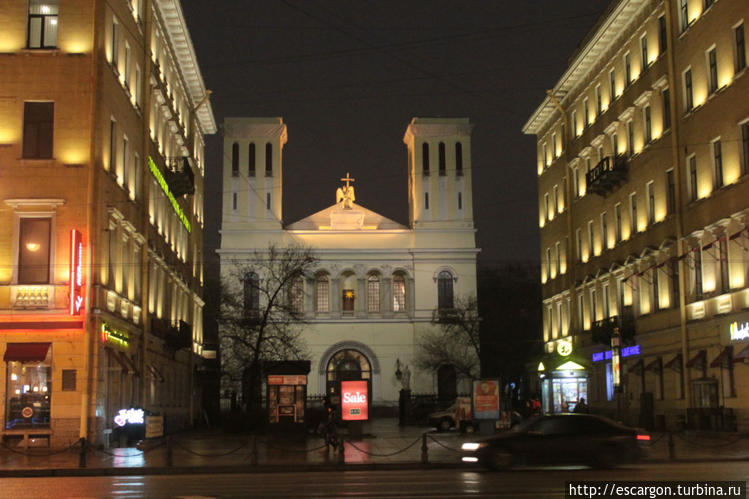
[181,0,612,267]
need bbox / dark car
[461,413,650,470]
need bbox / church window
[367,274,380,313]
[422,143,429,175]
[316,274,329,313]
[438,142,446,176]
[231,142,239,177]
[393,274,406,312]
[455,142,463,176]
[265,142,272,176]
[424,192,429,210]
[248,142,255,176]
[243,272,259,317]
[289,275,304,315]
[437,271,454,310]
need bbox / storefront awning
[709,346,733,368]
[3,342,51,362]
[686,349,706,369]
[664,353,682,371]
[733,344,749,363]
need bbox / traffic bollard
[166,437,173,467]
[79,437,87,468]
[668,432,676,460]
[421,433,428,464]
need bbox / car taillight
[636,434,650,441]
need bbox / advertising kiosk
[264,361,310,430]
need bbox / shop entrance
[551,377,588,413]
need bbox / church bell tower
[403,118,474,230]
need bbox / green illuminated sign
[101,322,129,349]
[148,156,191,233]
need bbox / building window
[643,105,652,143]
[555,241,561,275]
[4,344,52,429]
[437,271,454,310]
[694,248,703,297]
[641,34,649,69]
[679,0,689,32]
[735,23,746,73]
[544,193,550,221]
[596,86,602,116]
[719,238,729,293]
[121,136,129,189]
[231,142,239,177]
[574,228,582,262]
[741,121,749,175]
[647,181,655,225]
[688,154,698,201]
[612,133,619,157]
[342,289,354,313]
[666,169,675,215]
[627,120,634,157]
[553,185,559,214]
[707,47,718,94]
[601,212,608,250]
[424,192,429,210]
[591,289,597,322]
[630,192,638,233]
[543,143,548,166]
[266,192,271,211]
[571,110,578,136]
[265,143,272,176]
[27,0,59,49]
[455,142,463,175]
[22,102,54,159]
[662,88,671,130]
[712,139,723,189]
[422,143,429,175]
[315,275,329,313]
[573,167,580,199]
[438,142,446,176]
[248,143,255,177]
[457,191,462,210]
[111,19,119,69]
[124,43,131,92]
[393,274,406,312]
[671,259,680,306]
[232,192,237,211]
[653,267,660,311]
[658,15,667,55]
[615,203,622,242]
[135,64,142,107]
[577,293,585,330]
[289,276,304,314]
[609,69,616,100]
[588,220,594,257]
[243,272,259,316]
[552,133,558,159]
[367,274,380,313]
[684,68,693,112]
[18,218,51,284]
[546,247,551,277]
[624,52,632,85]
[584,98,590,126]
[603,284,610,318]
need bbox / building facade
[218,117,479,411]
[0,0,215,447]
[524,0,749,430]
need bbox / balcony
[10,285,55,309]
[585,155,628,197]
[590,306,635,346]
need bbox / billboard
[473,378,500,420]
[341,380,368,421]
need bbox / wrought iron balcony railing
[585,155,628,197]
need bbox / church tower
[403,118,474,230]
[222,118,287,230]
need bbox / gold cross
[340,172,355,188]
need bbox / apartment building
[524,0,749,430]
[0,0,215,447]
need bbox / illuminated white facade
[218,117,479,406]
[525,0,749,429]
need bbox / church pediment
[286,202,407,231]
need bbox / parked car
[461,413,650,469]
[428,397,477,432]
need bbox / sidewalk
[1,420,748,477]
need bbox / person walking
[573,397,589,413]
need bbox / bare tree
[219,244,317,418]
[415,296,481,379]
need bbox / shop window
[437,271,454,310]
[23,102,54,159]
[393,273,406,312]
[4,343,52,430]
[27,0,59,49]
[18,217,51,284]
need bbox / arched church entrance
[325,349,371,405]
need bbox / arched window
[248,142,255,177]
[455,142,463,176]
[243,271,259,316]
[422,142,430,175]
[231,142,239,177]
[367,274,380,313]
[316,274,329,313]
[265,142,273,176]
[438,271,454,310]
[392,274,406,312]
[289,275,304,314]
[438,142,446,176]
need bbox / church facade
[217,117,479,409]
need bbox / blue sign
[592,344,641,362]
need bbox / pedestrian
[320,397,339,454]
[574,397,589,413]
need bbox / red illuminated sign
[69,229,84,315]
[341,380,368,421]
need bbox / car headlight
[461,442,481,451]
